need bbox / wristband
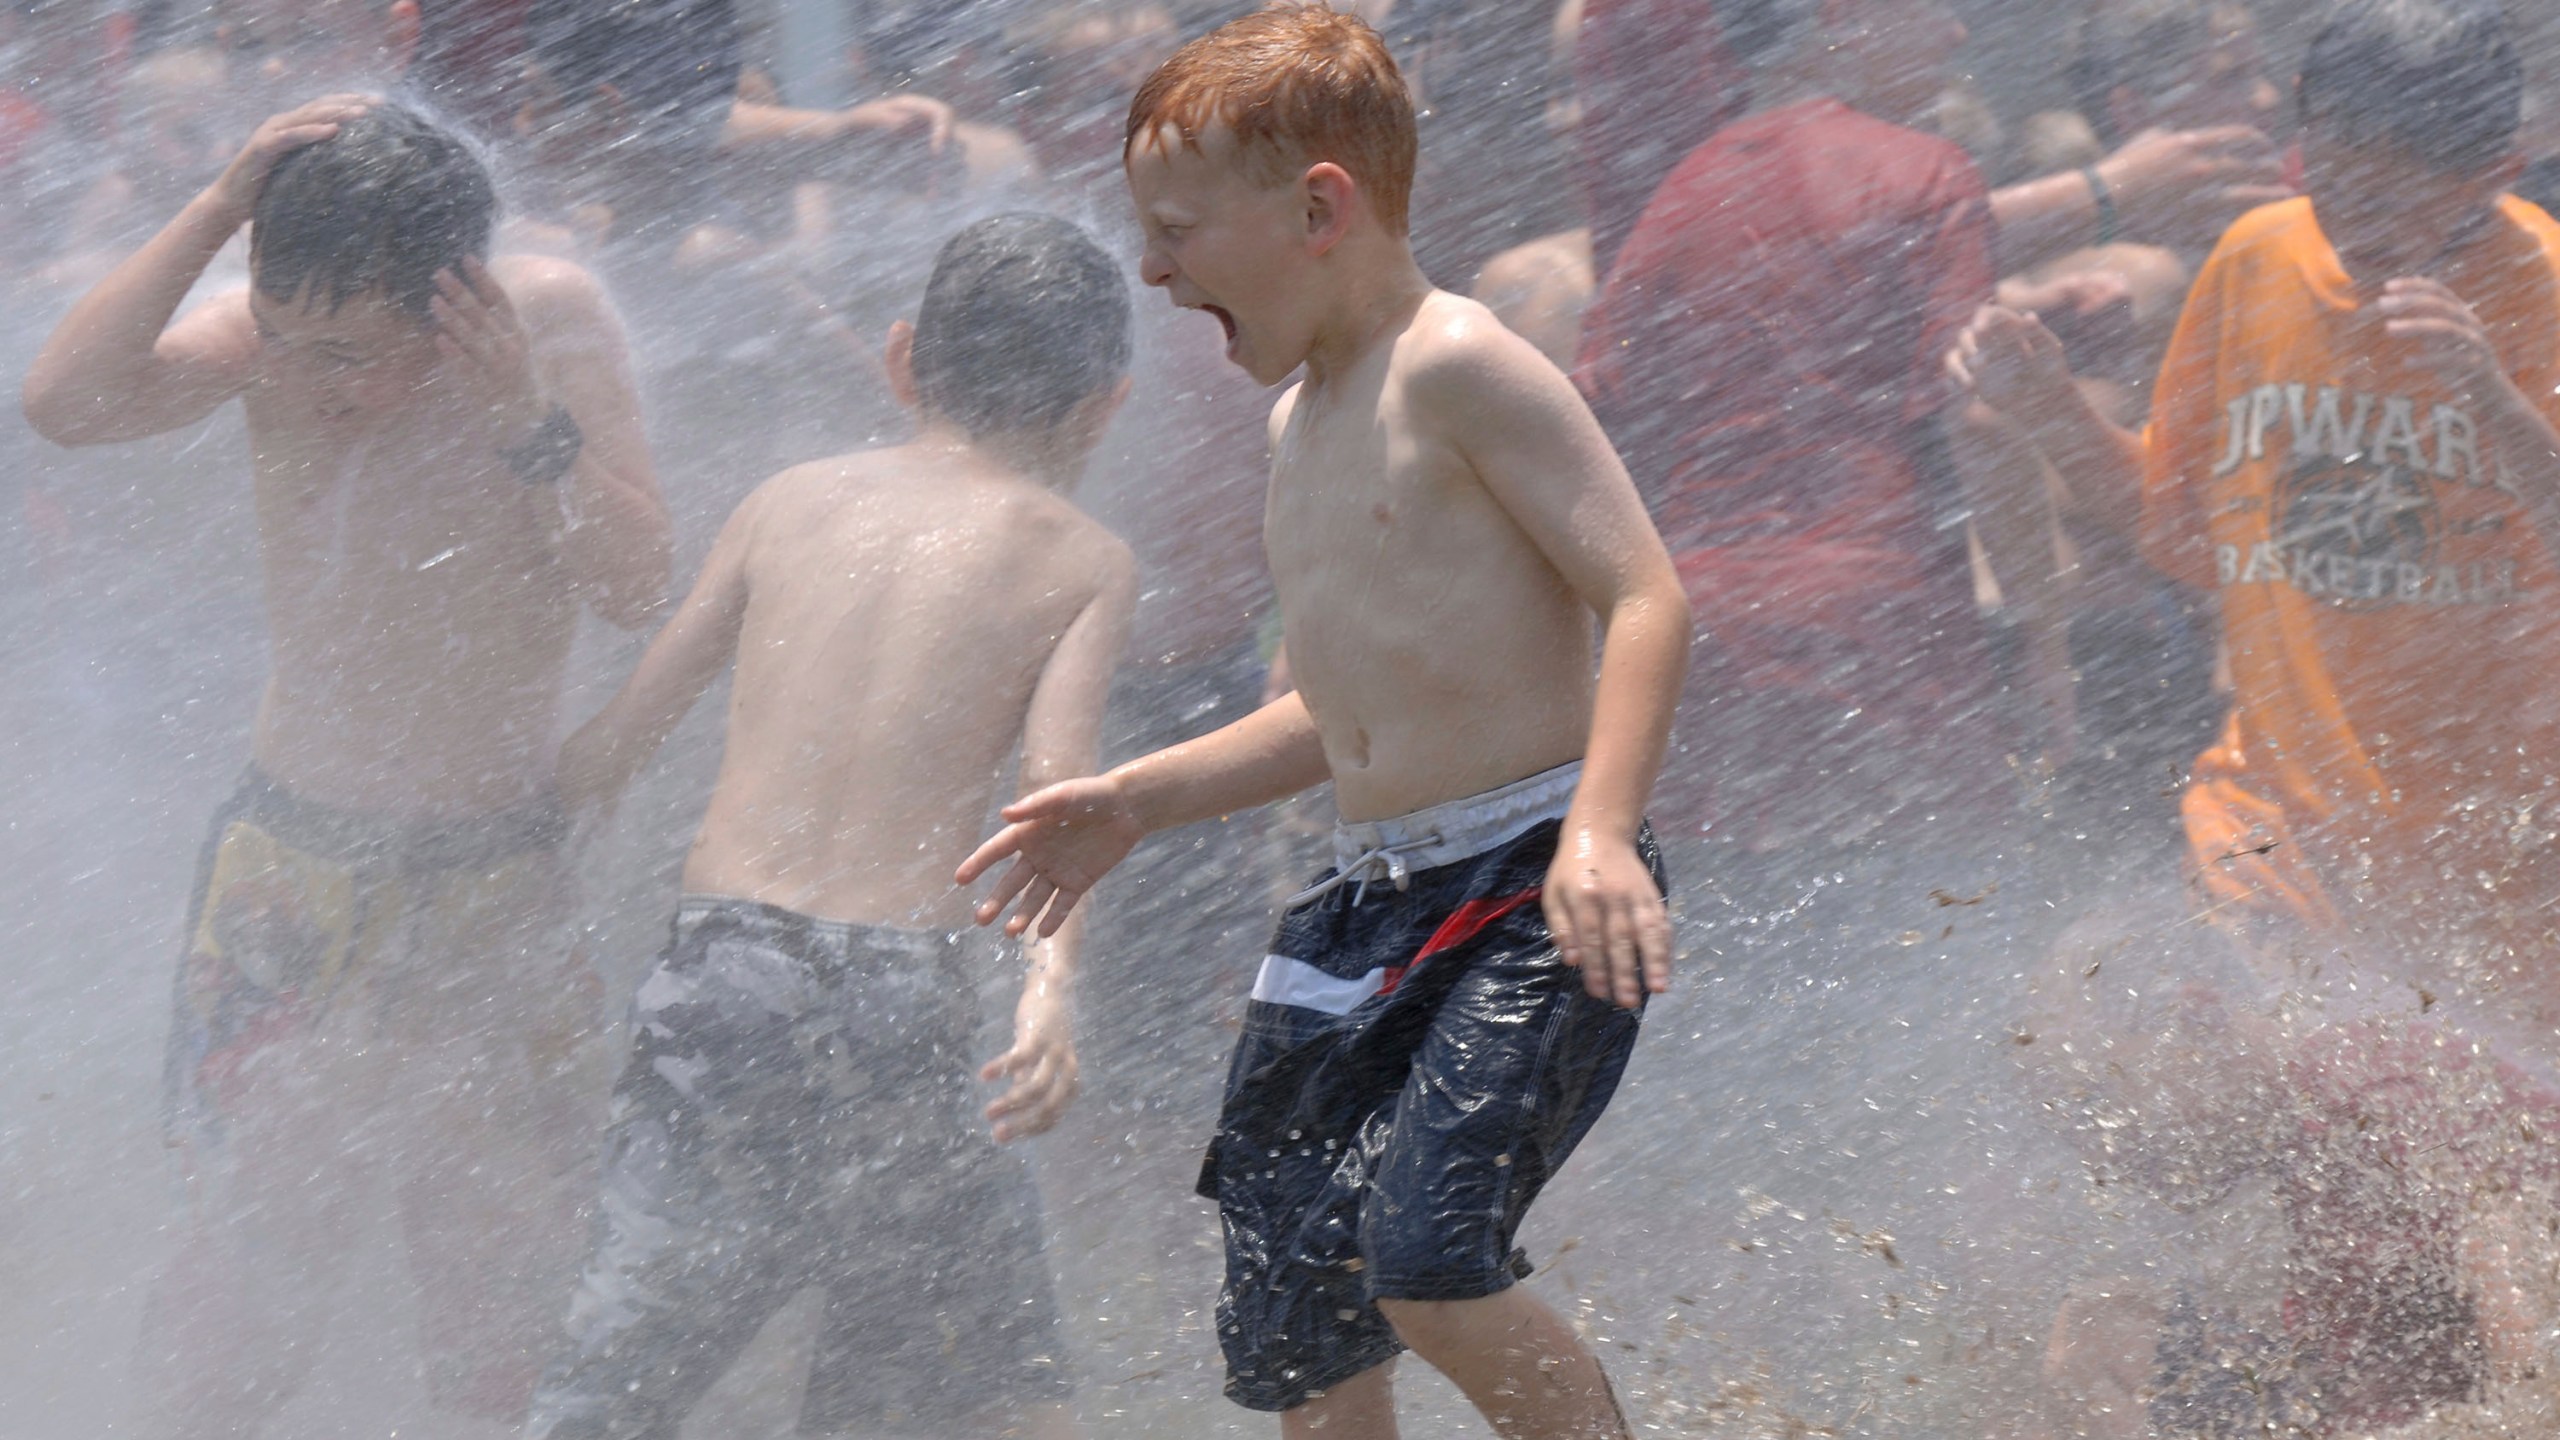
[2080,164,2121,246]
[499,403,583,486]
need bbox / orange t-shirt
[2144,196,2560,950]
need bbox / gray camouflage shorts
[525,897,1071,1439]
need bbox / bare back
[1266,291,1597,821]
[686,447,1132,926]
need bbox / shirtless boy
[20,99,669,1431]
[958,9,1691,1437]
[524,212,1135,1440]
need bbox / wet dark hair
[250,102,494,317]
[2297,0,2520,173]
[2068,0,2234,147]
[909,214,1132,439]
[524,0,742,149]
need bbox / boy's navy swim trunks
[1198,761,1664,1411]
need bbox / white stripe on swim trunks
[1250,955,1387,1015]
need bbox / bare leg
[133,1019,376,1440]
[1279,1358,1399,1440]
[1376,1291,1628,1440]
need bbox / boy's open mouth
[1199,303,1237,345]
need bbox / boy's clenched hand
[1949,302,2075,415]
[208,96,372,223]
[1544,825,1670,1010]
[2377,276,2513,405]
[957,775,1147,938]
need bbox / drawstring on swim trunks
[1285,833,1446,909]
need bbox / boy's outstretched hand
[209,95,373,222]
[981,972,1078,1142]
[957,775,1147,938]
[1545,825,1671,1010]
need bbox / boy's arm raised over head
[979,539,1136,1143]
[554,475,760,815]
[1410,306,1692,1009]
[482,255,672,628]
[21,97,371,446]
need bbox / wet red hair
[1123,2,1417,235]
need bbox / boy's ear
[884,319,920,410]
[1302,161,1356,256]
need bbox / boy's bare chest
[1263,390,1465,579]
[245,407,557,606]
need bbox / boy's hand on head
[1544,826,1670,1010]
[431,258,549,446]
[209,95,372,222]
[1950,303,2073,416]
[956,775,1146,938]
[2377,277,2513,405]
[981,975,1079,1142]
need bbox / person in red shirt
[1572,0,1744,286]
[1576,0,2010,881]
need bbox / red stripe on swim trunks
[1380,887,1543,997]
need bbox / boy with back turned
[958,8,1691,1437]
[524,213,1136,1440]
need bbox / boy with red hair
[958,7,1691,1437]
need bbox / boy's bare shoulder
[746,448,1131,581]
[1398,289,1581,420]
[1003,477,1134,583]
[163,284,255,342]
[488,252,620,338]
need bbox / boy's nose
[1138,246,1175,289]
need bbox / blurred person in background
[1569,0,2288,302]
[2514,3,2560,217]
[510,0,957,506]
[1957,0,2560,1062]
[0,0,137,271]
[1951,0,2284,853]
[1383,0,1582,287]
[1575,0,2017,909]
[35,43,239,291]
[1468,0,1596,368]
